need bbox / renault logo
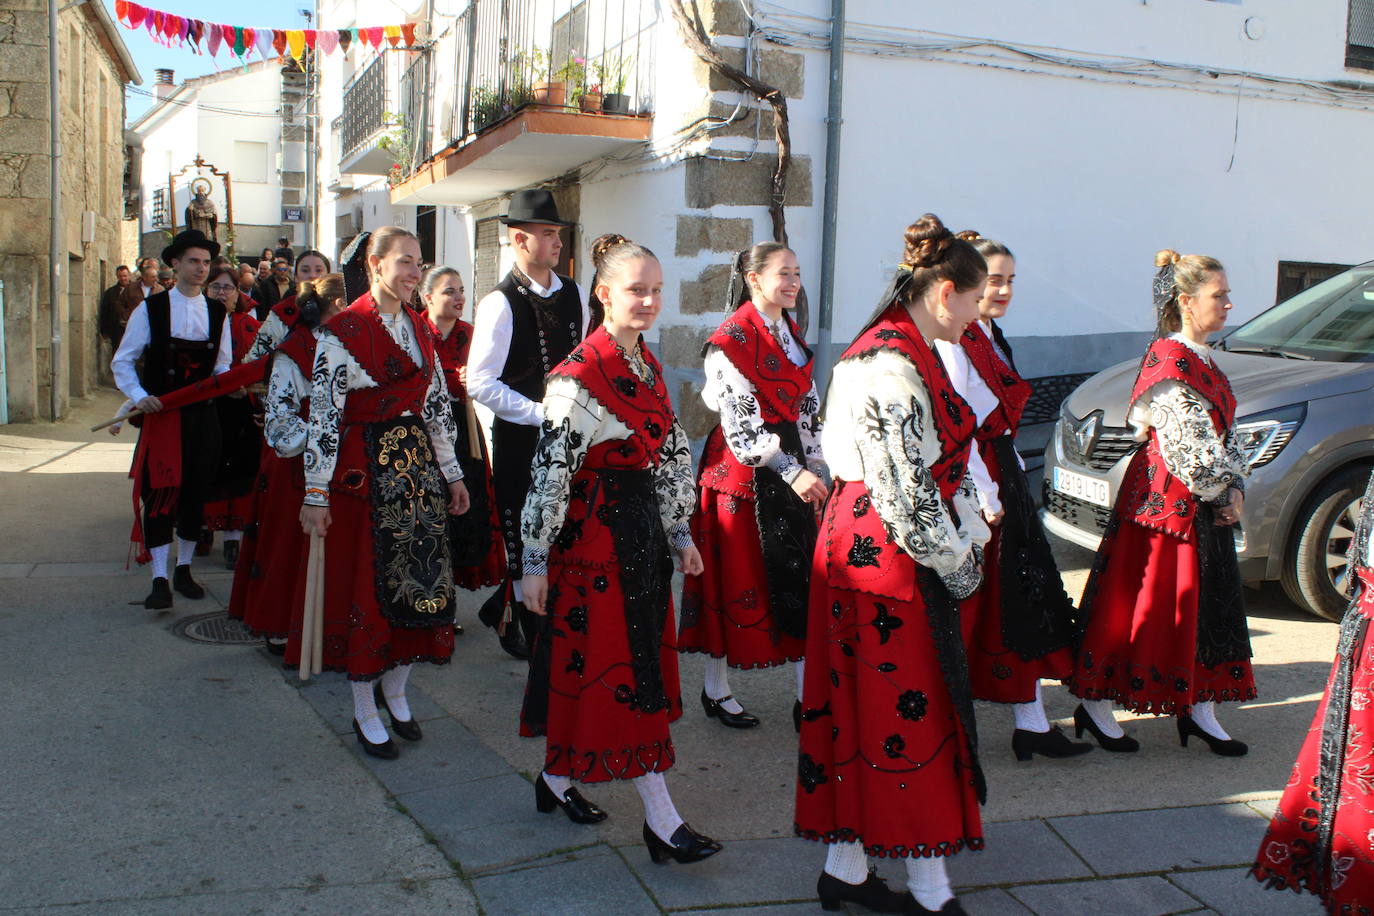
[1075,415,1100,456]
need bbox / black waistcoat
[495,271,583,400]
[137,290,227,397]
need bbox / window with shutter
[1349,0,1374,69]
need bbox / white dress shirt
[467,272,590,430]
[111,286,234,403]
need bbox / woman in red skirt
[421,266,504,594]
[227,274,345,652]
[796,214,991,915]
[520,234,720,866]
[934,235,1087,762]
[300,227,470,760]
[1253,471,1374,910]
[679,242,827,729]
[1068,250,1253,754]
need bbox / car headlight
[1234,404,1306,469]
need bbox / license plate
[1052,467,1111,508]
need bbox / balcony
[390,0,655,206]
[338,53,407,176]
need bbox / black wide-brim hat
[162,229,221,264]
[499,189,570,227]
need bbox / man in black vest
[111,229,233,609]
[468,190,590,658]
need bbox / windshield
[1223,263,1374,362]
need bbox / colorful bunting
[113,4,418,60]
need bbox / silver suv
[1041,261,1374,620]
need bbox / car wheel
[1281,468,1368,622]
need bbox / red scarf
[706,302,813,423]
[960,321,1032,440]
[430,318,474,402]
[324,292,436,426]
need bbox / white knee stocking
[703,656,743,714]
[905,856,954,911]
[351,680,388,743]
[1013,682,1051,733]
[633,772,684,842]
[223,530,242,542]
[176,537,198,567]
[823,840,869,885]
[542,770,573,796]
[149,544,170,582]
[794,659,806,702]
[1082,698,1125,739]
[379,664,413,721]
[1190,700,1231,740]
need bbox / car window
[1224,264,1374,362]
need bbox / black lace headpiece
[1152,262,1177,322]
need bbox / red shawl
[960,321,1031,440]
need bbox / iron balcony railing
[340,54,388,159]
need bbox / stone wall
[0,0,129,422]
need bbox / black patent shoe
[534,772,608,824]
[172,565,205,599]
[1072,704,1140,753]
[700,691,760,729]
[352,718,399,760]
[374,681,422,741]
[793,699,802,733]
[265,638,286,656]
[905,898,968,915]
[1012,726,1093,761]
[643,821,722,865]
[818,870,911,913]
[1178,715,1248,757]
[498,620,529,660]
[144,577,173,610]
[223,539,239,570]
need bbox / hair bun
[956,229,982,242]
[1155,248,1182,268]
[902,213,955,269]
[590,233,631,269]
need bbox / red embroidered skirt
[228,448,304,639]
[795,480,983,858]
[1068,514,1255,715]
[678,482,806,670]
[1252,569,1374,910]
[960,440,1072,704]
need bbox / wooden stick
[464,399,482,460]
[310,535,325,676]
[91,409,143,432]
[299,534,321,682]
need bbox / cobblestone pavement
[0,391,1331,914]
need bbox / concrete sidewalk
[0,390,1331,914]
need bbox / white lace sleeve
[798,379,825,473]
[245,311,290,362]
[264,351,310,458]
[655,417,696,550]
[853,370,989,599]
[1144,381,1248,502]
[520,377,602,576]
[422,363,463,483]
[964,441,1001,517]
[703,346,802,483]
[302,331,350,507]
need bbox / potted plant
[554,56,586,108]
[577,82,603,113]
[596,58,631,114]
[471,85,503,130]
[522,49,566,106]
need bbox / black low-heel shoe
[643,821,721,865]
[793,699,802,733]
[172,565,205,599]
[1177,715,1248,757]
[1012,726,1093,762]
[1072,704,1140,753]
[264,638,286,656]
[352,718,399,760]
[818,870,911,913]
[700,691,760,729]
[905,898,968,915]
[374,682,422,741]
[144,577,173,610]
[534,772,608,824]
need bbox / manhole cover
[170,611,261,646]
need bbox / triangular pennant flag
[151,11,164,35]
[188,19,204,49]
[400,23,417,45]
[365,26,383,48]
[221,23,234,50]
[255,28,274,59]
[232,25,246,57]
[126,2,146,28]
[115,0,130,24]
[146,13,159,36]
[304,29,317,50]
[241,27,255,55]
[318,29,336,54]
[286,30,305,60]
[337,29,351,52]
[206,24,222,56]
[161,14,177,40]
[384,25,401,48]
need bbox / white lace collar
[1167,332,1213,364]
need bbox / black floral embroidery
[992,664,1012,680]
[848,534,882,568]
[1230,665,1246,680]
[874,329,902,341]
[896,690,928,721]
[567,605,589,634]
[1174,498,1192,517]
[724,322,747,343]
[798,752,828,793]
[1129,676,1145,690]
[831,600,844,619]
[871,603,904,645]
[1174,677,1189,691]
[593,575,609,592]
[877,662,897,673]
[614,375,638,398]
[852,494,871,518]
[566,650,585,674]
[882,734,907,759]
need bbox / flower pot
[579,92,603,113]
[602,93,631,115]
[533,82,567,107]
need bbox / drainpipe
[0,278,8,425]
[813,0,845,394]
[48,0,63,422]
